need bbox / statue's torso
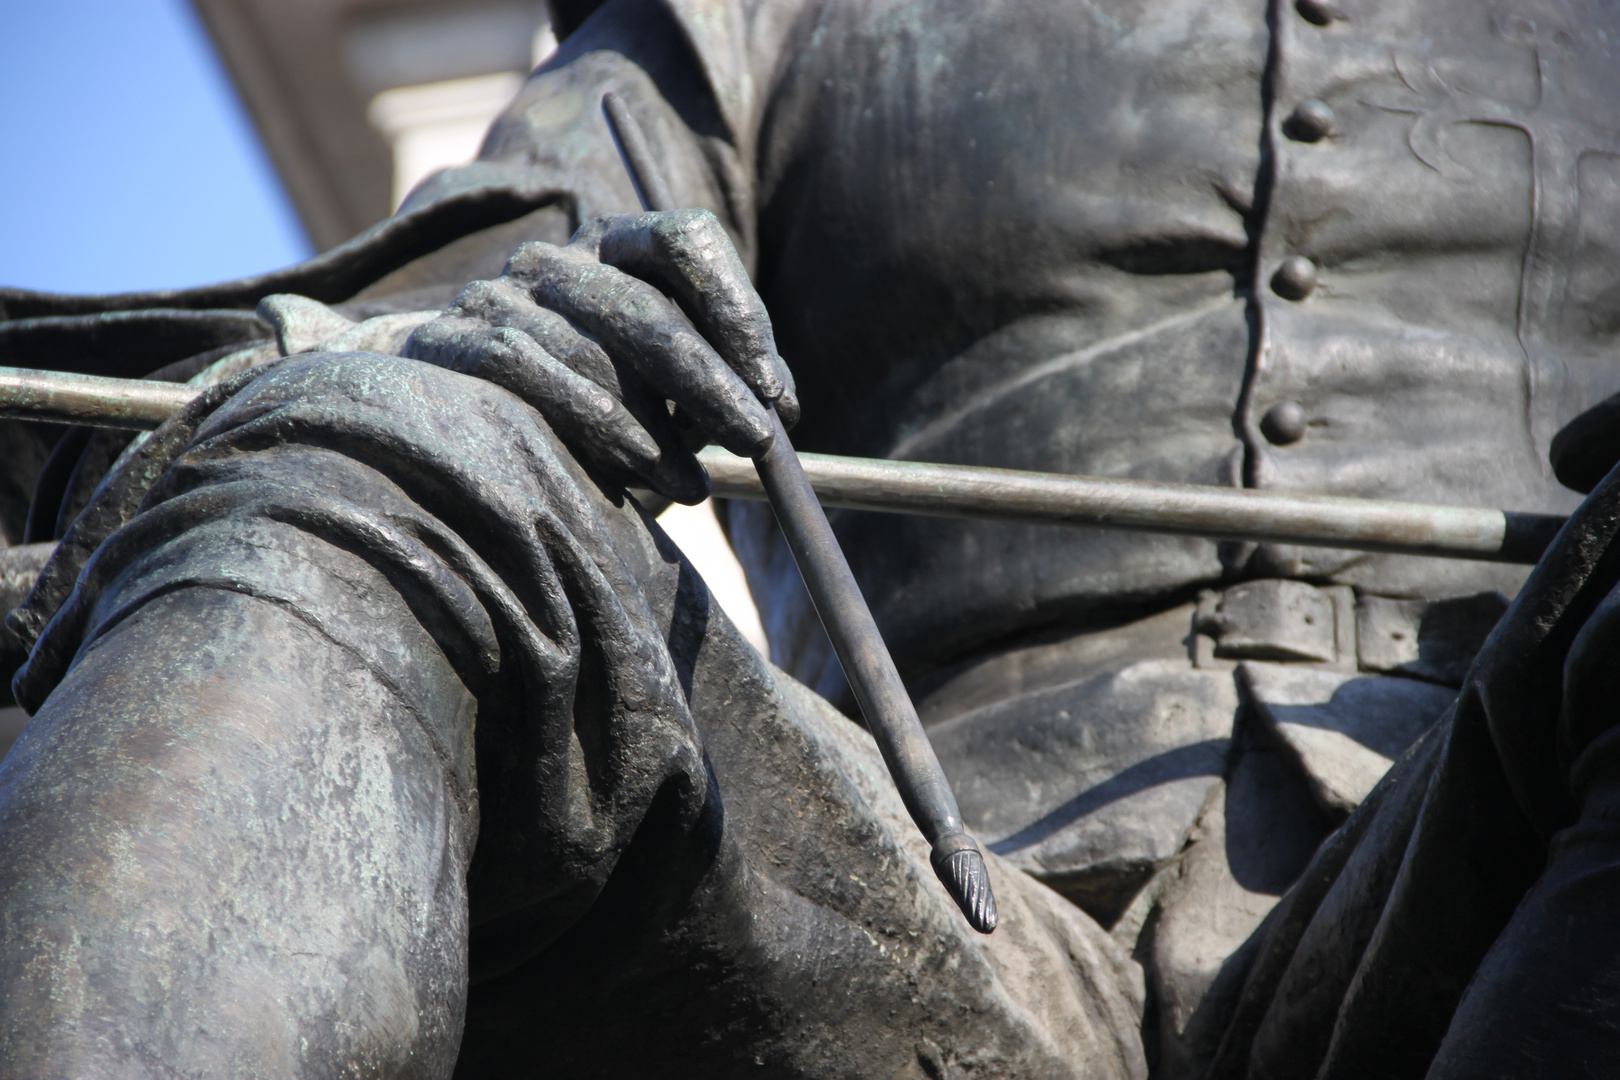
[731,0,1620,691]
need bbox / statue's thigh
[0,586,472,1078]
[457,597,1150,1080]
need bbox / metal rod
[0,364,1570,566]
[0,366,197,430]
[751,412,998,929]
[696,448,1566,566]
[603,92,998,932]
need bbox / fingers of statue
[452,279,712,498]
[406,211,792,500]
[447,278,681,437]
[447,278,619,387]
[503,236,777,458]
[404,312,710,503]
[591,209,800,427]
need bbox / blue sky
[0,0,313,295]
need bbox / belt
[1194,579,1509,686]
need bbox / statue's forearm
[0,586,472,1078]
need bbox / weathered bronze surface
[5,0,1620,1076]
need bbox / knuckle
[653,208,725,253]
[486,326,539,362]
[502,241,566,278]
[407,313,465,348]
[403,317,474,369]
[450,278,504,314]
[566,214,624,251]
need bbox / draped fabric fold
[2,351,1147,1076]
[1206,458,1620,1079]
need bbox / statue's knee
[229,349,521,431]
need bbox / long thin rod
[696,448,1565,566]
[604,92,997,932]
[0,366,196,430]
[0,364,1569,565]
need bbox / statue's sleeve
[365,0,804,306]
[12,350,710,919]
[0,0,806,549]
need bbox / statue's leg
[0,351,1147,1079]
[0,585,474,1077]
[452,619,1152,1078]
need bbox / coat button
[1296,0,1345,24]
[1271,256,1318,300]
[1261,401,1309,445]
[1285,99,1335,141]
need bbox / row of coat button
[1268,3,1341,305]
[1260,1,1345,444]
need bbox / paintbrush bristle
[935,846,998,934]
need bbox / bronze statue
[3,0,1620,1075]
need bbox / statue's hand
[403,209,797,504]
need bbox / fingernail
[754,361,783,401]
[774,390,801,429]
[743,423,775,458]
[654,453,710,504]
